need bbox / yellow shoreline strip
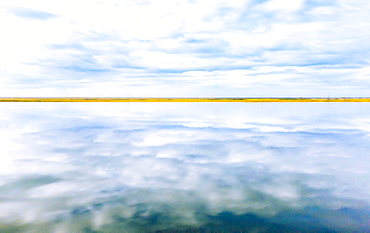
[1,98,370,102]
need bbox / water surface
[0,102,369,232]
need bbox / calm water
[0,102,369,233]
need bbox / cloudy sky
[1,0,370,97]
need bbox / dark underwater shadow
[152,207,369,233]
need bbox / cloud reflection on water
[0,102,369,232]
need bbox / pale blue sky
[1,0,370,97]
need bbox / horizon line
[1,97,370,102]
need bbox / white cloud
[1,0,370,97]
[255,0,304,12]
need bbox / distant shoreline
[1,98,370,102]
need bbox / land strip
[1,98,370,102]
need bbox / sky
[1,0,370,97]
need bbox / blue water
[0,102,369,232]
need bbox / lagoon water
[0,102,369,232]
